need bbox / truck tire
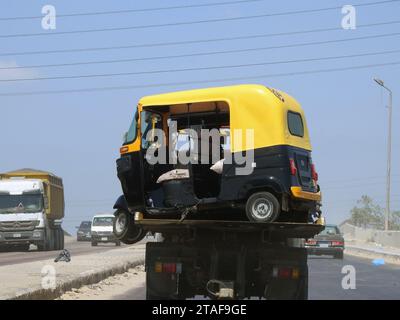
[37,241,46,251]
[146,272,174,300]
[113,209,146,244]
[245,192,280,223]
[297,266,309,300]
[53,228,63,250]
[48,229,56,251]
[54,229,60,250]
[38,228,52,251]
[59,229,65,250]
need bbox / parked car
[305,224,344,259]
[91,214,120,246]
[76,221,92,241]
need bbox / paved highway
[2,240,399,300]
[0,237,124,267]
[93,254,400,300]
[308,254,400,300]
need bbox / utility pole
[374,78,392,231]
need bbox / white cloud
[0,60,39,82]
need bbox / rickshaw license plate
[13,233,21,238]
[101,237,108,241]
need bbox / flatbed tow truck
[113,85,325,300]
[135,214,324,300]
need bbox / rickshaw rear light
[311,164,318,181]
[289,159,297,176]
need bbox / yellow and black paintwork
[115,84,321,218]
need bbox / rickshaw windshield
[123,107,138,145]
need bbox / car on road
[91,214,120,247]
[305,224,344,259]
[76,221,92,241]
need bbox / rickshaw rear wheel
[113,209,146,244]
[245,192,280,223]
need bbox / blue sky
[0,0,399,233]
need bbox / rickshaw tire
[113,209,146,244]
[245,191,280,223]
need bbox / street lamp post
[374,78,392,231]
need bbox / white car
[91,214,120,246]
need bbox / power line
[1,32,399,74]
[2,48,399,82]
[321,174,400,184]
[65,193,400,207]
[1,20,398,58]
[1,0,399,38]
[323,180,400,190]
[1,60,399,97]
[0,0,264,21]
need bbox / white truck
[0,169,65,251]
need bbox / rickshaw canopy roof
[138,84,311,151]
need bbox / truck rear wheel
[38,228,52,251]
[60,229,64,249]
[245,192,280,223]
[49,229,56,251]
[113,209,146,244]
[297,266,308,300]
[53,228,64,250]
[54,229,60,250]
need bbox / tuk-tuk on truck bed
[113,84,325,299]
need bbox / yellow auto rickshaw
[113,84,321,242]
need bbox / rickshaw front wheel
[113,209,146,244]
[245,192,280,223]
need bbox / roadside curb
[3,257,144,300]
[345,245,400,265]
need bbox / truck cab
[0,169,64,251]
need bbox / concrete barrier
[345,245,400,265]
[7,258,144,300]
[0,245,145,300]
[340,223,400,248]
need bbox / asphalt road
[0,237,124,267]
[308,254,400,300]
[107,254,400,300]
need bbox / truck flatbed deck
[135,216,324,240]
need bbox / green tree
[389,210,400,230]
[350,195,384,229]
